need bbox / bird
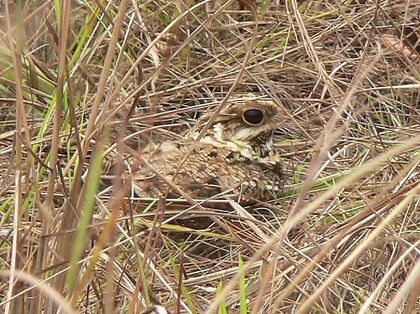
[128,95,284,209]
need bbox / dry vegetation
[0,0,419,313]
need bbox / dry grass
[0,1,419,313]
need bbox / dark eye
[243,108,264,125]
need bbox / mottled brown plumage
[130,96,284,204]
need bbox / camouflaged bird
[129,95,284,204]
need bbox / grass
[0,1,419,313]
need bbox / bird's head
[191,96,283,164]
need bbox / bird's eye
[243,108,264,125]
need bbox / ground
[0,1,419,313]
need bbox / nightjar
[129,95,284,207]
